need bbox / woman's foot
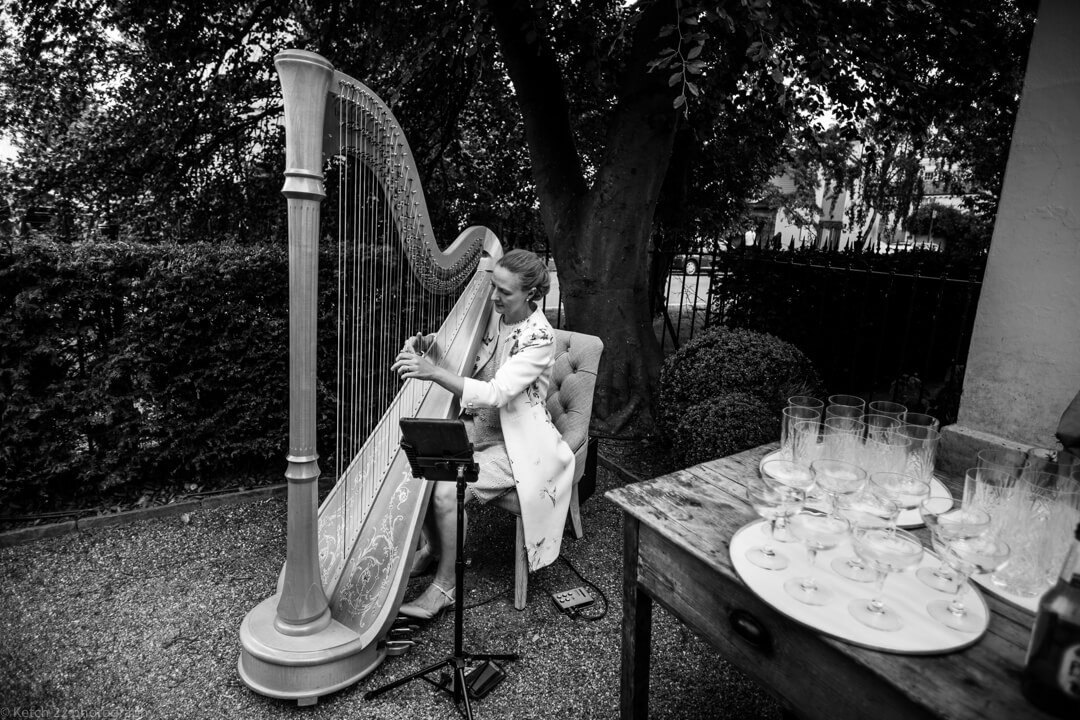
[409,544,438,577]
[398,581,455,620]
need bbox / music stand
[364,418,517,719]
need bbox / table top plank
[606,442,1053,720]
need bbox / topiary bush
[657,327,823,468]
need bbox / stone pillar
[939,0,1080,475]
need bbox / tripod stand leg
[362,657,451,701]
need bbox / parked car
[672,237,733,274]
[673,253,711,275]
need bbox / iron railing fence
[535,245,983,415]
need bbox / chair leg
[568,483,584,540]
[514,516,528,610]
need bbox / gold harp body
[238,49,502,704]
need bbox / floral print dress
[460,306,575,571]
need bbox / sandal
[398,582,455,620]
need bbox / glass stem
[869,571,888,613]
[948,576,970,616]
[763,520,777,557]
[804,548,819,590]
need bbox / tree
[480,0,1034,432]
[2,0,1036,435]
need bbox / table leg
[621,516,652,720]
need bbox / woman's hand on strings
[392,349,439,382]
[402,332,428,355]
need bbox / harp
[238,49,502,704]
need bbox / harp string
[329,78,470,563]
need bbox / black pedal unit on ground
[552,586,595,612]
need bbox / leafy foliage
[657,327,823,468]
[905,203,992,265]
[0,237,291,513]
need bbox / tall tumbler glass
[823,416,866,464]
[781,406,822,461]
[1046,485,1080,585]
[868,400,907,422]
[825,404,864,423]
[859,432,911,477]
[788,396,824,415]
[903,412,941,431]
[864,414,902,443]
[895,424,940,487]
[976,447,1028,481]
[791,419,823,463]
[989,470,1069,597]
[827,394,866,414]
[963,467,1020,534]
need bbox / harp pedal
[385,639,416,656]
[389,627,414,639]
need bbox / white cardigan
[460,306,575,571]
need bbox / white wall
[953,0,1080,451]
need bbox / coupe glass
[831,491,899,582]
[745,473,806,570]
[927,535,1011,632]
[867,400,907,422]
[761,458,814,543]
[848,526,925,632]
[762,459,814,491]
[869,472,931,521]
[916,496,991,593]
[784,512,850,605]
[810,459,867,516]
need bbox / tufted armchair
[492,329,604,609]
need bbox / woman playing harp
[391,249,575,618]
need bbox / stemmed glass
[848,526,925,632]
[810,459,867,516]
[784,512,851,606]
[761,459,814,542]
[927,535,1011,632]
[745,472,806,570]
[831,491,899,582]
[868,472,931,525]
[916,497,991,593]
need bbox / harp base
[238,594,384,705]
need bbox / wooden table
[605,443,1053,720]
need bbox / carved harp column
[238,49,502,705]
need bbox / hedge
[0,237,298,514]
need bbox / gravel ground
[0,442,781,720]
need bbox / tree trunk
[489,0,678,434]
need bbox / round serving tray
[730,519,989,655]
[757,450,952,528]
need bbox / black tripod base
[364,652,518,719]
